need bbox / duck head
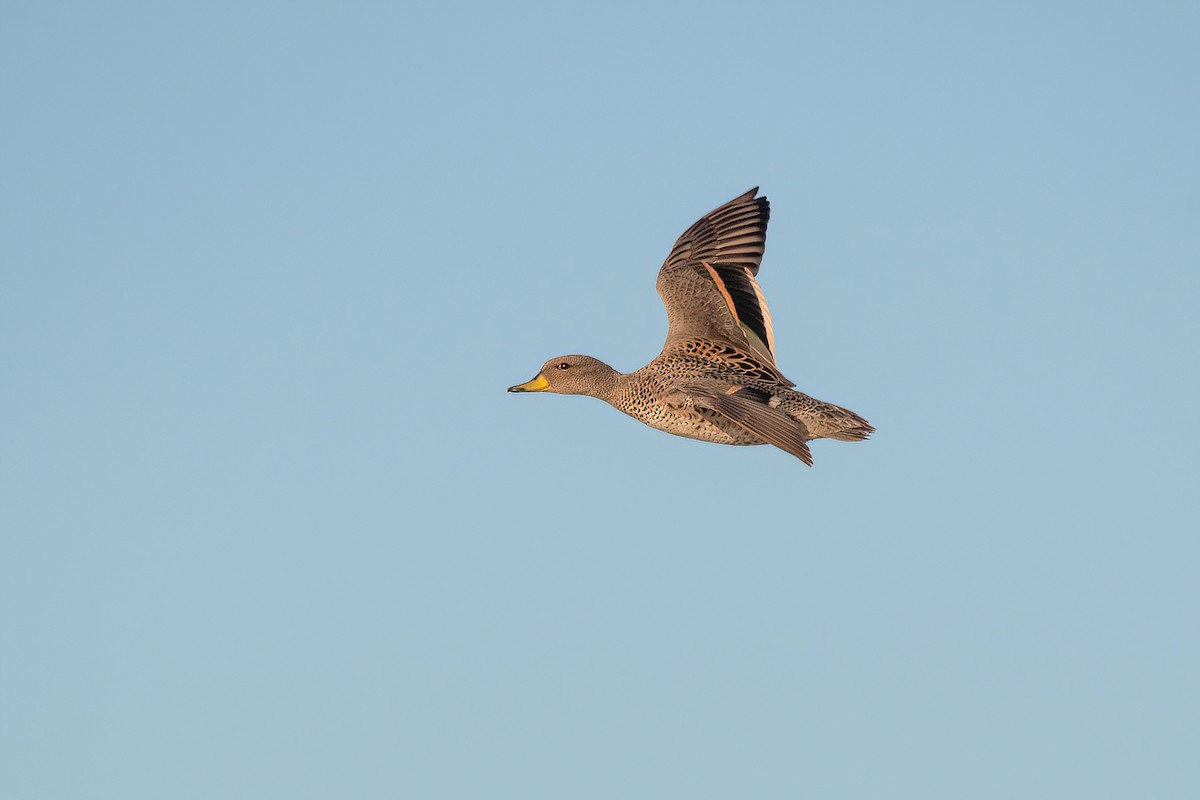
[508,355,620,398]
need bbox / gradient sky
[3,2,1198,798]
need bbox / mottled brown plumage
[509,188,873,465]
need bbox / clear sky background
[3,2,1197,798]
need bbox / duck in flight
[508,188,873,465]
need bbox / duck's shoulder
[652,337,793,387]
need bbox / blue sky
[2,2,1197,798]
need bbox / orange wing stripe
[701,261,740,325]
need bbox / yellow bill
[507,374,550,393]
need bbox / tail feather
[780,395,874,442]
[826,422,874,442]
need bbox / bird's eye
[556,362,570,370]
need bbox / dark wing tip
[666,188,771,268]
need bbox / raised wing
[656,188,781,370]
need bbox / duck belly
[614,392,763,446]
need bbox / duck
[508,188,873,465]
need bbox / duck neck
[590,364,625,405]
